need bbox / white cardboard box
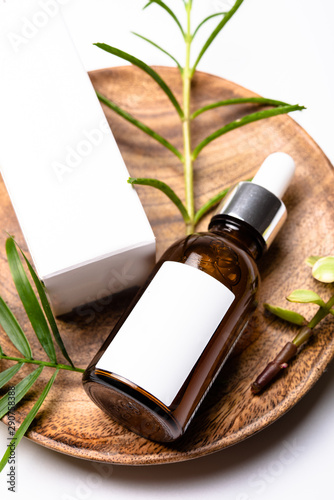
[0,0,155,315]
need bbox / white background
[1,0,334,498]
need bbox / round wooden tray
[1,67,333,465]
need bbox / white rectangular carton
[0,0,155,315]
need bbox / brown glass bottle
[83,153,295,442]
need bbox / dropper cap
[209,152,295,249]
[251,152,295,198]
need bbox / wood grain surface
[0,66,333,465]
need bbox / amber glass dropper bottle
[83,152,295,442]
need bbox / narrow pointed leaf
[0,297,32,359]
[0,365,43,420]
[191,0,245,74]
[194,177,252,225]
[143,0,185,38]
[191,97,291,120]
[132,32,182,72]
[97,91,183,161]
[287,289,325,307]
[312,256,334,283]
[192,12,226,39]
[192,105,305,159]
[305,255,322,267]
[6,238,56,363]
[19,248,74,367]
[0,363,23,390]
[94,43,183,118]
[128,177,190,223]
[330,309,334,316]
[194,187,230,225]
[0,368,58,473]
[264,303,306,325]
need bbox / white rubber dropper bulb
[251,152,295,199]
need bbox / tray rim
[1,65,334,466]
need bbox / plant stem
[0,354,84,373]
[307,293,334,329]
[182,1,194,234]
[251,292,334,393]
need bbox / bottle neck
[208,215,266,261]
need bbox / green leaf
[0,363,23,390]
[192,104,306,159]
[191,97,291,120]
[330,309,334,316]
[94,43,183,118]
[287,289,325,307]
[97,92,183,161]
[128,177,190,223]
[305,255,322,267]
[312,256,334,283]
[6,238,57,364]
[0,297,32,359]
[19,248,74,367]
[97,91,183,161]
[264,303,306,325]
[194,187,230,225]
[192,12,227,39]
[0,368,58,473]
[0,365,43,420]
[191,0,245,75]
[143,0,185,38]
[132,32,182,73]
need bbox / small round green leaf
[287,289,325,306]
[264,303,306,325]
[312,256,334,283]
[305,255,322,268]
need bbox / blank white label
[96,261,235,407]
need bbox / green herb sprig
[0,237,83,473]
[251,256,334,394]
[95,0,305,234]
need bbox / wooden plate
[1,67,333,465]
